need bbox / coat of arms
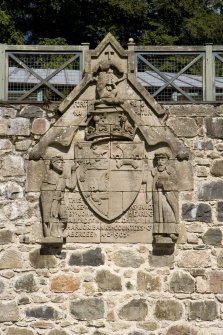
[75,140,144,221]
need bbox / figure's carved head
[154,151,169,168]
[50,155,64,173]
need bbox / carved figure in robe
[40,156,77,237]
[150,151,179,243]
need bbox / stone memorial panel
[29,33,188,245]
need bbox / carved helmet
[154,151,170,159]
[51,155,63,163]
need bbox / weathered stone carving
[75,141,144,221]
[150,152,179,244]
[28,33,189,244]
[40,156,77,238]
[92,60,126,106]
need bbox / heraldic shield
[75,140,144,221]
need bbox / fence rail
[0,43,222,103]
[0,44,89,103]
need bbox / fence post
[205,43,214,101]
[81,43,90,73]
[127,38,135,73]
[0,44,6,100]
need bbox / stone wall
[1,103,223,335]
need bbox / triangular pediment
[58,34,164,116]
[30,34,188,160]
[91,32,127,58]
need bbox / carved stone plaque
[65,188,153,243]
[29,33,189,244]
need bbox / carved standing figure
[40,156,77,237]
[150,152,179,243]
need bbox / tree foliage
[0,0,223,46]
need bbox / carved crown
[85,109,136,141]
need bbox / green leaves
[0,0,223,46]
[0,8,23,43]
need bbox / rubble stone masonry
[0,103,223,334]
